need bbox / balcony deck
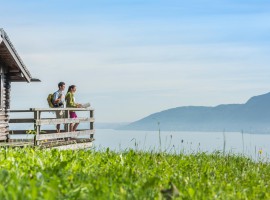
[0,107,95,149]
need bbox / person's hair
[68,85,76,93]
[58,82,65,88]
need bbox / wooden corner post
[34,110,41,146]
[90,109,94,139]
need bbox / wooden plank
[9,108,94,112]
[30,108,94,111]
[0,128,8,132]
[9,129,91,134]
[35,117,95,126]
[8,109,33,113]
[8,134,35,140]
[0,142,34,147]
[9,118,34,123]
[0,115,8,119]
[9,130,28,134]
[52,142,93,150]
[0,136,7,140]
[0,124,8,128]
[36,130,94,141]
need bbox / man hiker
[53,82,66,133]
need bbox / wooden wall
[0,64,10,141]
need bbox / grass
[0,148,270,199]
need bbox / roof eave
[0,29,32,83]
[1,39,31,82]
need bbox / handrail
[30,107,94,111]
[9,107,94,112]
[8,110,34,113]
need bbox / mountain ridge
[119,92,270,133]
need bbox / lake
[93,129,270,160]
[9,121,270,160]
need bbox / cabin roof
[0,28,39,82]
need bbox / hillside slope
[119,92,270,132]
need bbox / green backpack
[47,93,54,108]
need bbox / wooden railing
[8,108,95,147]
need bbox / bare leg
[73,123,79,131]
[70,123,74,132]
[56,124,60,133]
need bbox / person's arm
[76,103,82,108]
[66,93,77,108]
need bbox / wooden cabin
[0,29,95,149]
[0,28,40,141]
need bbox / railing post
[90,110,94,139]
[34,110,40,146]
[64,109,70,133]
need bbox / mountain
[119,92,270,133]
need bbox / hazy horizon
[1,0,270,122]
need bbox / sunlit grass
[0,148,269,199]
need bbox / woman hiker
[65,85,82,132]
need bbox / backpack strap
[53,91,63,107]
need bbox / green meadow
[0,148,269,199]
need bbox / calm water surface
[94,129,270,160]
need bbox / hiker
[53,82,66,133]
[65,85,82,132]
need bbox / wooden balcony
[2,107,95,149]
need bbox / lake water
[9,121,270,161]
[93,129,270,161]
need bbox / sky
[1,0,270,122]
